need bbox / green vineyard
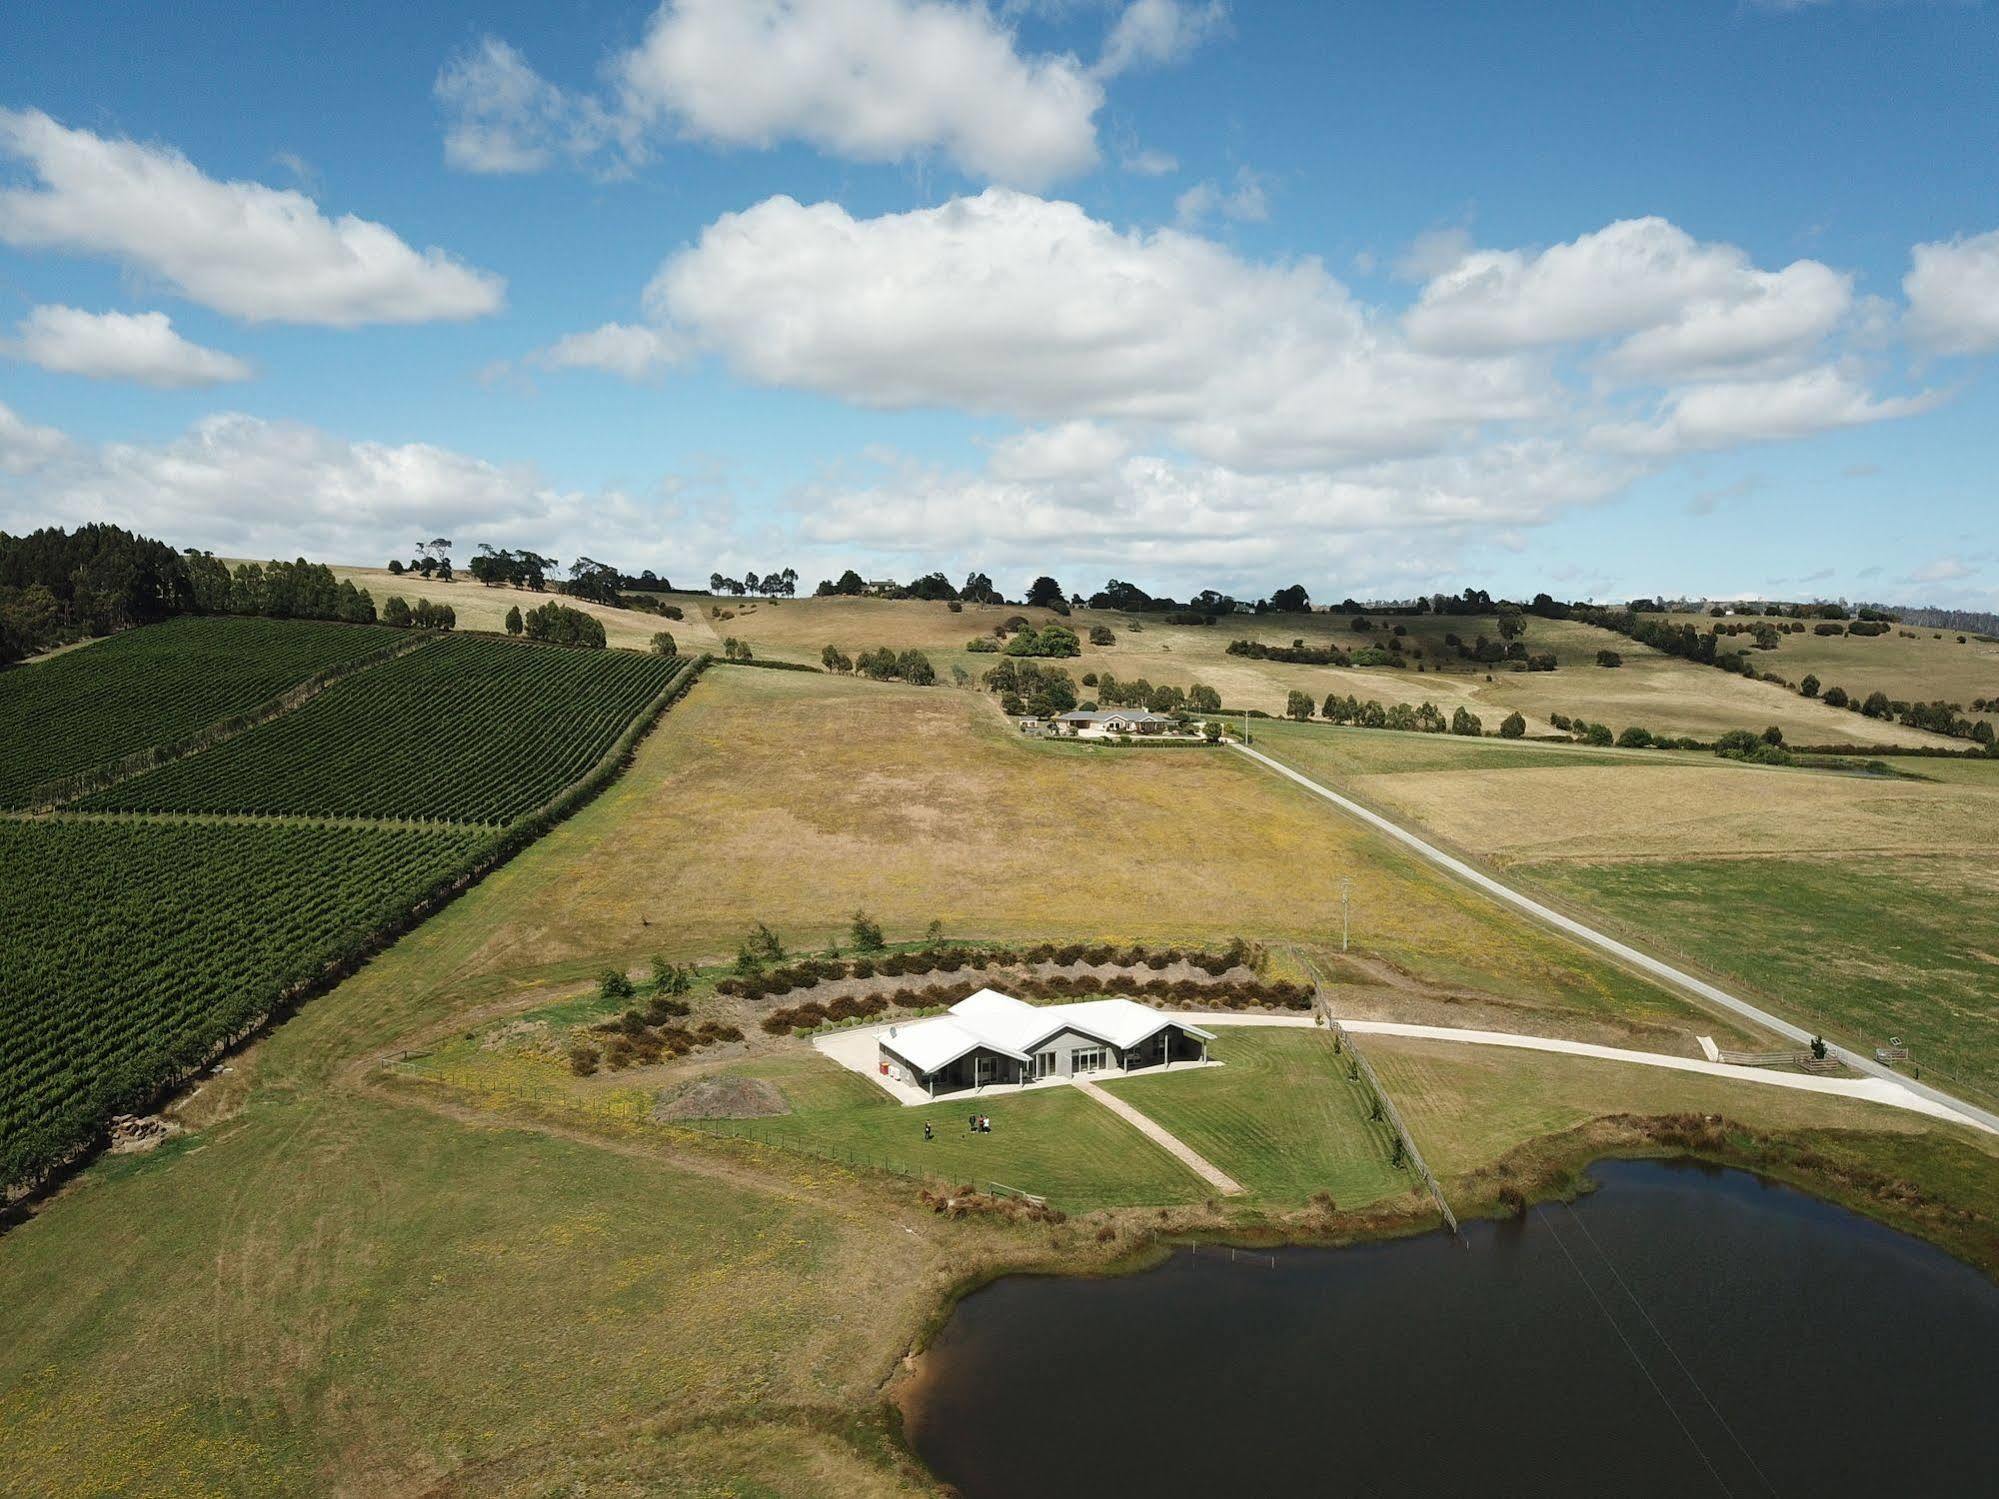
[0,616,403,807]
[0,819,489,1185]
[82,634,684,824]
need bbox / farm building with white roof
[875,988,1215,1097]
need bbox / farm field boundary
[1232,740,1999,1137]
[2,652,709,1194]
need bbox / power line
[1560,1200,1780,1498]
[1536,1206,1734,1498]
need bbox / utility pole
[1339,877,1353,952]
[1243,708,1251,745]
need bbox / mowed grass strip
[0,616,402,806]
[1100,1026,1406,1207]
[82,634,681,824]
[697,1072,1208,1209]
[1521,853,1999,1109]
[1361,1034,1996,1181]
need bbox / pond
[903,1160,1999,1497]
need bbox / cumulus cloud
[0,399,72,475]
[440,0,1227,188]
[796,437,1636,593]
[7,306,252,387]
[0,405,739,577]
[1174,167,1269,228]
[1904,556,1974,584]
[1096,0,1229,79]
[0,109,503,326]
[530,321,689,379]
[1904,228,1999,355]
[1593,366,1939,455]
[627,188,1543,469]
[1120,146,1179,176]
[435,37,614,174]
[1406,217,1851,378]
[986,420,1131,480]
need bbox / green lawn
[1524,853,1999,1109]
[1101,1026,1407,1207]
[697,1074,1208,1209]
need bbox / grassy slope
[699,1084,1210,1209]
[454,665,1752,1046]
[1247,720,1999,1110]
[6,658,1996,1492]
[1659,610,1999,730]
[1527,855,1999,1108]
[687,593,1953,745]
[1101,1026,1406,1206]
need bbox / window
[1070,1047,1106,1074]
[1034,1051,1056,1079]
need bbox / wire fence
[1293,965,1462,1240]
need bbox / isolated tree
[1187,683,1222,712]
[651,630,676,655]
[850,909,886,953]
[599,968,634,1004]
[1451,706,1482,736]
[383,595,412,628]
[1269,583,1311,613]
[1089,624,1116,645]
[1499,710,1526,739]
[505,604,523,635]
[1799,673,1820,698]
[1285,690,1314,721]
[1762,724,1785,745]
[1025,575,1065,610]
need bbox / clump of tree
[722,636,754,661]
[1088,624,1116,646]
[468,545,556,590]
[1499,711,1526,739]
[1227,638,1351,666]
[835,645,935,684]
[982,657,1079,715]
[651,630,677,656]
[520,601,606,647]
[1003,622,1081,657]
[1596,650,1623,668]
[382,596,456,630]
[711,568,799,598]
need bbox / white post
[1340,877,1353,952]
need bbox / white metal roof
[878,988,1213,1076]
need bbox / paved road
[1230,739,1999,1137]
[1075,1077,1246,1195]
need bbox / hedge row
[720,938,1259,999]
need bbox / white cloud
[798,437,1634,594]
[1593,366,1939,455]
[435,37,613,174]
[610,0,1103,188]
[8,306,252,387]
[0,109,503,326]
[986,420,1130,480]
[1904,228,1999,355]
[1905,556,1974,584]
[1392,226,1472,283]
[1174,166,1268,228]
[1096,0,1229,79]
[630,188,1543,468]
[531,321,688,379]
[1406,217,1850,378]
[0,400,72,475]
[1121,146,1179,177]
[0,406,735,576]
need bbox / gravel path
[1073,1078,1245,1196]
[1229,740,1999,1136]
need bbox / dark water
[904,1161,1999,1497]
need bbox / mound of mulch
[652,1075,790,1123]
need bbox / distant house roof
[1055,710,1176,725]
[879,988,1213,1075]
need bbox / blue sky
[2,0,1995,605]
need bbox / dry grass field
[1659,611,1999,731]
[1248,720,1999,1108]
[6,656,1996,1493]
[460,665,1757,1046]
